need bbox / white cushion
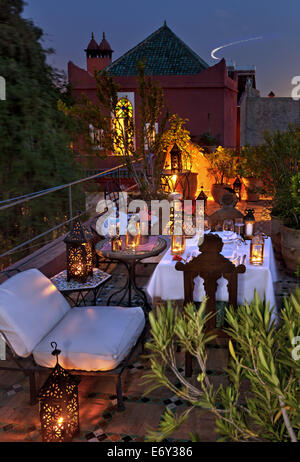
[0,269,70,357]
[33,306,145,371]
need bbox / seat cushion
[0,269,70,357]
[33,305,145,371]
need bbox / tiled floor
[0,200,299,442]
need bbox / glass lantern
[244,209,255,239]
[250,234,264,265]
[171,234,185,255]
[125,219,140,251]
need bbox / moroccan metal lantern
[233,177,242,201]
[196,186,208,212]
[38,342,80,443]
[250,234,264,265]
[64,218,94,283]
[170,143,182,174]
[244,209,255,239]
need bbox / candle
[245,222,253,237]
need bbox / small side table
[95,237,167,312]
[51,268,111,307]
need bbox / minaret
[85,32,113,74]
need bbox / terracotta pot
[211,184,231,204]
[281,225,300,274]
[270,215,282,259]
[175,171,198,200]
[242,177,262,202]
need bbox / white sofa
[0,269,145,407]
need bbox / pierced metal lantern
[196,186,208,212]
[170,143,182,174]
[244,209,255,239]
[64,218,94,283]
[250,234,264,265]
[233,177,242,201]
[38,342,80,443]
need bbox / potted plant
[238,145,264,201]
[258,125,300,271]
[196,131,218,153]
[205,146,238,204]
[280,172,300,273]
[160,115,199,199]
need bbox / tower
[85,32,113,75]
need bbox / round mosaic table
[95,237,167,311]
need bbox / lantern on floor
[233,177,242,201]
[196,186,208,212]
[171,234,185,255]
[250,234,264,265]
[64,218,94,283]
[38,342,80,443]
[244,209,255,239]
[170,143,182,174]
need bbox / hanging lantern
[171,234,185,255]
[38,342,80,443]
[64,218,94,283]
[250,234,264,265]
[196,186,208,212]
[170,144,182,174]
[244,209,255,239]
[233,177,242,201]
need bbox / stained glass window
[113,98,134,155]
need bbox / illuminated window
[113,98,134,155]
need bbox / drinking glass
[223,219,234,239]
[234,218,244,237]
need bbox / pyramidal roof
[105,22,209,76]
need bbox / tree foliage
[64,61,176,200]
[0,0,83,268]
[144,290,300,442]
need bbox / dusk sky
[23,0,300,97]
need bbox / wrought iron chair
[175,233,246,376]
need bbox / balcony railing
[0,160,139,268]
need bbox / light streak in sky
[211,36,263,60]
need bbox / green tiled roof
[105,23,209,76]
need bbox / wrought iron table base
[107,260,151,312]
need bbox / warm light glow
[125,222,141,250]
[114,98,134,155]
[171,235,185,255]
[250,236,264,266]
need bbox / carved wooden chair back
[175,233,246,333]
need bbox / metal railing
[0,160,139,262]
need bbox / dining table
[146,231,279,321]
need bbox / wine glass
[234,218,244,237]
[223,219,234,239]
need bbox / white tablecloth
[147,233,279,315]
